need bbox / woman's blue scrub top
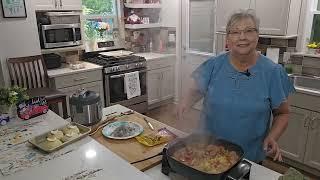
[192,52,295,162]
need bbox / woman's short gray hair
[226,9,260,34]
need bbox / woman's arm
[177,78,203,121]
[264,100,290,161]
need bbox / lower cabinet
[58,81,104,116]
[304,112,320,170]
[278,105,320,171]
[278,106,309,163]
[147,66,174,106]
[48,69,104,117]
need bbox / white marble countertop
[0,105,283,180]
[2,138,152,180]
[134,52,176,61]
[47,62,103,78]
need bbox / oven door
[41,24,82,48]
[105,68,147,107]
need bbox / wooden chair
[7,55,67,118]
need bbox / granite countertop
[134,52,176,61]
[47,62,103,78]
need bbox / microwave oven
[41,23,82,49]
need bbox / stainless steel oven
[83,52,148,113]
[105,68,147,113]
[41,23,82,49]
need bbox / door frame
[177,0,217,103]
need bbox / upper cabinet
[34,0,82,11]
[216,0,303,36]
[216,0,251,32]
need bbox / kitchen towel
[124,71,141,99]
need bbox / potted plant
[306,42,320,54]
[0,87,29,118]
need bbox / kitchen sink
[289,75,320,91]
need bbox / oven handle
[109,69,147,79]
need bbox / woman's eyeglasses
[228,28,257,38]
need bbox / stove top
[84,55,146,67]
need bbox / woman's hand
[263,136,283,162]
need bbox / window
[188,0,215,53]
[309,0,320,43]
[82,0,118,49]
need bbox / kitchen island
[0,105,282,180]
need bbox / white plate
[102,121,143,140]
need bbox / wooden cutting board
[91,112,184,171]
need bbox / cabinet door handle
[54,0,57,8]
[304,115,311,128]
[74,77,88,81]
[60,0,62,7]
[310,117,318,130]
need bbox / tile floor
[146,103,318,180]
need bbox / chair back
[7,55,48,89]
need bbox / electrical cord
[130,152,163,164]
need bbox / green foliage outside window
[82,0,115,15]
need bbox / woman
[177,9,295,163]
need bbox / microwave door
[42,24,81,48]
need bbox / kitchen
[0,0,320,179]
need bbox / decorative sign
[17,96,48,120]
[1,0,27,18]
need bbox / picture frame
[1,0,27,18]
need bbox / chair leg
[61,96,68,119]
[46,96,68,119]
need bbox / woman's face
[226,18,259,56]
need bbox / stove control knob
[126,64,129,69]
[117,66,120,71]
[135,63,139,67]
[139,62,143,66]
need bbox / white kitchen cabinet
[48,68,104,117]
[34,0,57,10]
[304,112,320,170]
[147,66,174,106]
[278,92,320,172]
[147,68,162,105]
[216,0,302,36]
[145,55,175,107]
[216,0,251,32]
[278,106,309,163]
[34,0,82,11]
[59,0,82,10]
[59,81,104,116]
[161,66,174,101]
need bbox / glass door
[180,0,216,109]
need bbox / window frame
[82,0,119,42]
[303,0,320,51]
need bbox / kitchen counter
[47,62,103,78]
[0,105,284,180]
[135,52,176,61]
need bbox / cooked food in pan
[173,144,239,174]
